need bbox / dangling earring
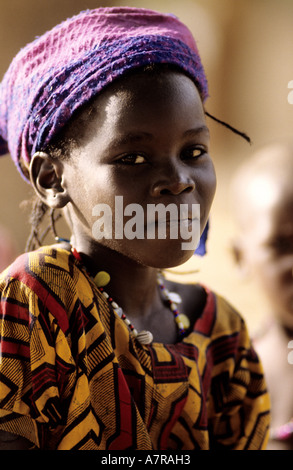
[50,208,70,243]
[194,219,209,256]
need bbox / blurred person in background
[231,141,293,450]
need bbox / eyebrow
[111,126,210,148]
[183,125,210,138]
[111,132,153,147]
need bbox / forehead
[78,70,206,141]
[243,181,293,242]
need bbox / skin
[1,70,217,449]
[30,70,216,341]
[231,143,293,449]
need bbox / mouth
[163,217,197,226]
[146,216,198,226]
[145,217,200,243]
[146,205,200,225]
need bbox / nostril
[163,181,195,195]
[151,174,195,197]
[160,188,171,195]
[156,182,195,196]
[183,185,194,193]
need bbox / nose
[150,164,195,197]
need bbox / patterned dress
[0,246,270,449]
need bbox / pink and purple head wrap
[0,7,208,182]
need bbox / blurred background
[0,0,292,332]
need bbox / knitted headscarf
[0,6,209,255]
[0,6,208,181]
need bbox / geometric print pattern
[0,246,270,449]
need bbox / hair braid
[205,111,252,144]
[25,197,64,252]
[25,198,49,252]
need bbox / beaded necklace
[71,247,190,345]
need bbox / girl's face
[62,70,216,268]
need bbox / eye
[118,154,147,165]
[182,146,206,160]
[269,236,293,254]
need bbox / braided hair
[25,97,88,252]
[25,201,62,252]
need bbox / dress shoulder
[0,245,77,286]
[193,285,248,341]
[0,246,87,334]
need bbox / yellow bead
[94,271,111,287]
[177,314,190,330]
[176,321,184,330]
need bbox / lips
[153,217,197,226]
[145,204,200,226]
[145,217,200,243]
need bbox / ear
[29,152,70,209]
[230,238,250,279]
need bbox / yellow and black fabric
[0,246,270,449]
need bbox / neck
[71,238,161,319]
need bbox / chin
[138,241,196,269]
[105,238,198,269]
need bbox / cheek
[256,265,282,291]
[197,160,217,221]
[66,165,118,233]
[251,255,291,299]
[201,159,216,196]
[80,166,116,204]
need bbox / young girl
[0,7,269,450]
